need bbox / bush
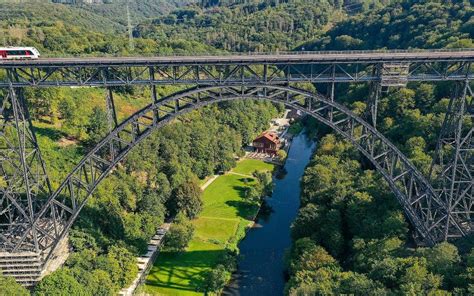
[277,149,287,161]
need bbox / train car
[0,47,40,60]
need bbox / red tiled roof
[254,132,280,144]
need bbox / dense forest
[286,0,474,295]
[136,0,339,52]
[298,0,473,50]
[0,0,473,295]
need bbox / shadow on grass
[232,185,249,199]
[238,177,254,183]
[225,200,258,221]
[34,126,64,141]
[145,249,227,293]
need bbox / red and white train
[0,47,41,60]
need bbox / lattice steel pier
[0,49,473,285]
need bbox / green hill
[297,0,473,50]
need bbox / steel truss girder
[16,84,464,261]
[0,76,51,253]
[0,60,473,88]
[430,79,473,238]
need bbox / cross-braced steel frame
[0,70,51,254]
[430,77,473,238]
[0,50,473,279]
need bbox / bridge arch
[25,84,463,258]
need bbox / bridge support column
[105,88,119,131]
[0,71,61,286]
[0,72,52,252]
[326,65,336,122]
[365,64,382,129]
[105,88,119,161]
[430,76,473,239]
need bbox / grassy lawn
[231,159,275,176]
[144,159,275,295]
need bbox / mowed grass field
[144,159,275,295]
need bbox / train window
[7,50,25,55]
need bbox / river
[224,132,316,296]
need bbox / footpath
[118,223,171,296]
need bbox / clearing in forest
[144,159,275,295]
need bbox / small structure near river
[252,132,281,155]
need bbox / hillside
[0,2,124,32]
[286,0,474,294]
[76,0,196,25]
[136,0,342,52]
[297,0,473,50]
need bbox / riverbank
[224,132,316,296]
[143,159,276,295]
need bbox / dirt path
[200,175,219,190]
[227,171,253,178]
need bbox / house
[252,132,281,155]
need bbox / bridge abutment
[0,236,69,287]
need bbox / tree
[417,242,461,286]
[34,269,86,296]
[399,258,444,295]
[204,264,230,294]
[414,83,436,113]
[66,249,97,271]
[386,88,416,118]
[0,274,29,296]
[254,170,273,196]
[286,244,342,295]
[163,214,195,252]
[107,246,138,288]
[287,237,318,275]
[277,149,287,160]
[85,106,109,147]
[291,245,340,275]
[69,229,99,252]
[338,272,387,295]
[95,256,122,289]
[405,137,432,176]
[334,35,363,49]
[89,269,116,296]
[291,203,343,257]
[58,96,77,121]
[351,237,403,274]
[172,180,203,219]
[26,88,61,122]
[243,185,261,203]
[291,203,320,240]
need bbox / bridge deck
[1,50,474,67]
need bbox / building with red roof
[252,132,281,155]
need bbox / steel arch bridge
[0,50,473,285]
